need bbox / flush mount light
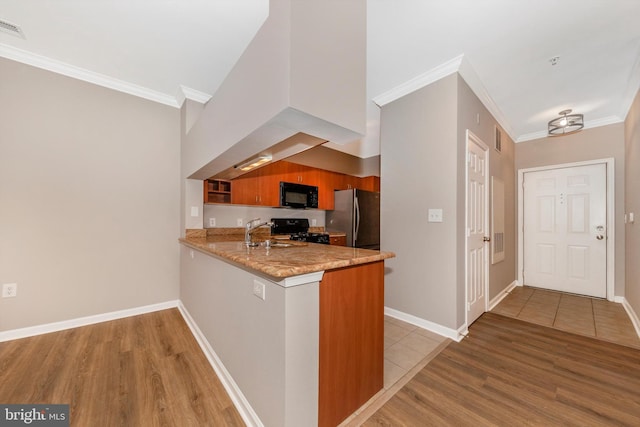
[548,109,584,136]
[235,155,272,171]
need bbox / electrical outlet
[428,209,443,223]
[311,219,317,226]
[237,218,243,227]
[209,218,216,227]
[253,280,266,301]
[2,283,17,298]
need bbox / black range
[270,218,330,244]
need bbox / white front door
[466,131,489,325]
[523,163,607,298]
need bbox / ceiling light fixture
[547,109,584,136]
[234,155,272,172]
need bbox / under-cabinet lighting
[235,155,272,171]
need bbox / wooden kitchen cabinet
[203,179,232,204]
[228,160,379,208]
[334,173,360,191]
[231,163,281,206]
[358,176,380,192]
[329,235,347,246]
[231,169,261,205]
[316,169,336,210]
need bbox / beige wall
[286,145,380,177]
[381,74,459,329]
[290,0,366,135]
[515,123,626,296]
[183,0,367,181]
[625,89,640,313]
[0,58,181,331]
[381,73,517,331]
[457,76,516,324]
[180,247,319,426]
[182,0,292,179]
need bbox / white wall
[0,58,181,331]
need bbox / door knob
[483,236,491,242]
[596,225,605,240]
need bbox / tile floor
[382,316,447,388]
[492,285,640,348]
[340,316,450,426]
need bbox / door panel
[523,163,606,297]
[466,133,488,325]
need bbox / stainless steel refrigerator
[326,189,380,250]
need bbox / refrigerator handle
[354,195,360,243]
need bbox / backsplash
[203,204,326,228]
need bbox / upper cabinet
[231,163,280,206]
[358,176,380,192]
[204,179,232,204]
[206,160,379,209]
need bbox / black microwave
[280,182,318,209]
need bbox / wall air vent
[0,19,25,39]
[494,126,502,153]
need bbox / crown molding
[457,56,516,142]
[619,43,640,120]
[372,54,517,143]
[372,54,464,107]
[0,43,214,108]
[179,85,213,104]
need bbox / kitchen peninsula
[179,231,395,427]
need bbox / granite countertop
[179,233,395,279]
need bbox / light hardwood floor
[2,290,638,426]
[363,312,640,426]
[0,309,243,426]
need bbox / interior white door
[466,132,488,325]
[523,163,607,298]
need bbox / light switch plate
[428,209,443,222]
[190,206,199,217]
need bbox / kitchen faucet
[245,218,273,247]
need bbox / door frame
[517,158,615,300]
[465,130,490,327]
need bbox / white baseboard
[0,300,179,342]
[384,306,465,342]
[619,297,640,340]
[177,302,262,427]
[488,280,519,311]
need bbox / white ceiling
[1,1,639,157]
